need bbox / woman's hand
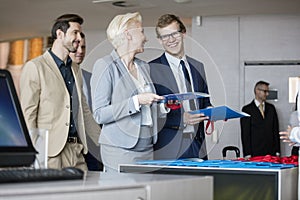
[137,93,164,105]
[279,126,296,146]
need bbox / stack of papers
[190,105,250,121]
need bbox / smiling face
[157,21,185,58]
[61,22,82,53]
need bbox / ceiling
[1,0,300,42]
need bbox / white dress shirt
[122,60,153,126]
[254,99,265,111]
[165,52,196,133]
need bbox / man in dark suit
[69,33,103,171]
[150,14,212,160]
[240,81,280,158]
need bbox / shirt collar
[48,49,72,69]
[165,52,187,68]
[254,99,264,107]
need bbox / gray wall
[192,14,300,158]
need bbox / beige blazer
[20,51,100,157]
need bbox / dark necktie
[180,60,192,92]
[180,60,196,110]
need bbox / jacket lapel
[43,51,66,84]
[136,59,156,93]
[252,100,263,118]
[160,53,180,93]
[187,59,198,91]
[111,50,139,96]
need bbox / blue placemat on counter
[136,159,296,169]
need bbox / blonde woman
[91,12,165,172]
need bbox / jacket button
[65,123,69,126]
[66,105,70,109]
[129,111,132,114]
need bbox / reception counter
[0,172,213,200]
[120,160,298,200]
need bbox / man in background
[240,80,280,158]
[69,32,102,171]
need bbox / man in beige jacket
[20,14,100,171]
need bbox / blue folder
[189,105,250,121]
[159,92,210,103]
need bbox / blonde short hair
[106,12,142,49]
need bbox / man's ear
[56,29,64,39]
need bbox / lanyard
[205,120,214,135]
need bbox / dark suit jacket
[240,100,280,157]
[149,53,211,159]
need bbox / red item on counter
[242,155,299,165]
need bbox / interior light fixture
[174,0,192,3]
[92,0,113,3]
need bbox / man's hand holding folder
[184,112,209,126]
[187,106,250,135]
[159,92,211,126]
[189,106,250,121]
[159,92,250,135]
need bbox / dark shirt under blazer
[20,51,100,157]
[49,50,77,137]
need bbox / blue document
[159,92,210,103]
[189,105,250,121]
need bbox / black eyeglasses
[158,30,182,41]
[257,88,269,93]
